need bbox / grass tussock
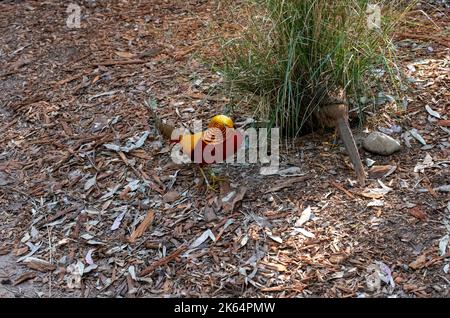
[217,0,413,136]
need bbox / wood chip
[12,272,37,286]
[23,257,56,272]
[261,261,287,272]
[437,120,450,127]
[222,187,247,213]
[128,210,155,243]
[409,254,427,270]
[163,191,180,203]
[91,59,146,66]
[0,245,10,256]
[409,207,427,221]
[368,165,397,179]
[139,244,187,277]
[330,180,355,199]
[265,176,309,193]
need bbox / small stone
[363,132,401,155]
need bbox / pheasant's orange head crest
[208,115,234,129]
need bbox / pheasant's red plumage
[152,112,243,165]
[180,128,243,165]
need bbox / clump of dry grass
[217,0,413,136]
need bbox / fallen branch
[91,59,146,67]
[330,181,355,199]
[265,176,310,193]
[50,71,89,86]
[139,244,187,277]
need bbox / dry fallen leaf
[265,229,283,244]
[360,181,393,199]
[293,227,315,238]
[403,283,419,292]
[409,254,427,270]
[204,207,218,222]
[409,128,427,146]
[409,207,427,221]
[360,192,385,199]
[368,199,384,207]
[295,206,311,227]
[368,165,397,179]
[424,105,441,119]
[111,208,127,231]
[23,257,56,272]
[222,187,247,213]
[84,175,97,191]
[163,191,180,203]
[115,51,136,59]
[413,153,434,173]
[262,261,287,272]
[189,229,216,249]
[0,245,10,256]
[437,119,450,127]
[129,210,155,243]
[438,235,449,257]
[15,246,29,256]
[13,272,36,286]
[329,254,347,265]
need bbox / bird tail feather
[145,98,177,141]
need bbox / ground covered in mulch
[0,0,449,298]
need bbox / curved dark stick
[336,116,366,186]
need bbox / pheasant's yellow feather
[208,115,234,129]
[179,115,235,156]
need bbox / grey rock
[363,132,401,155]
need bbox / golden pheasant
[147,102,244,190]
